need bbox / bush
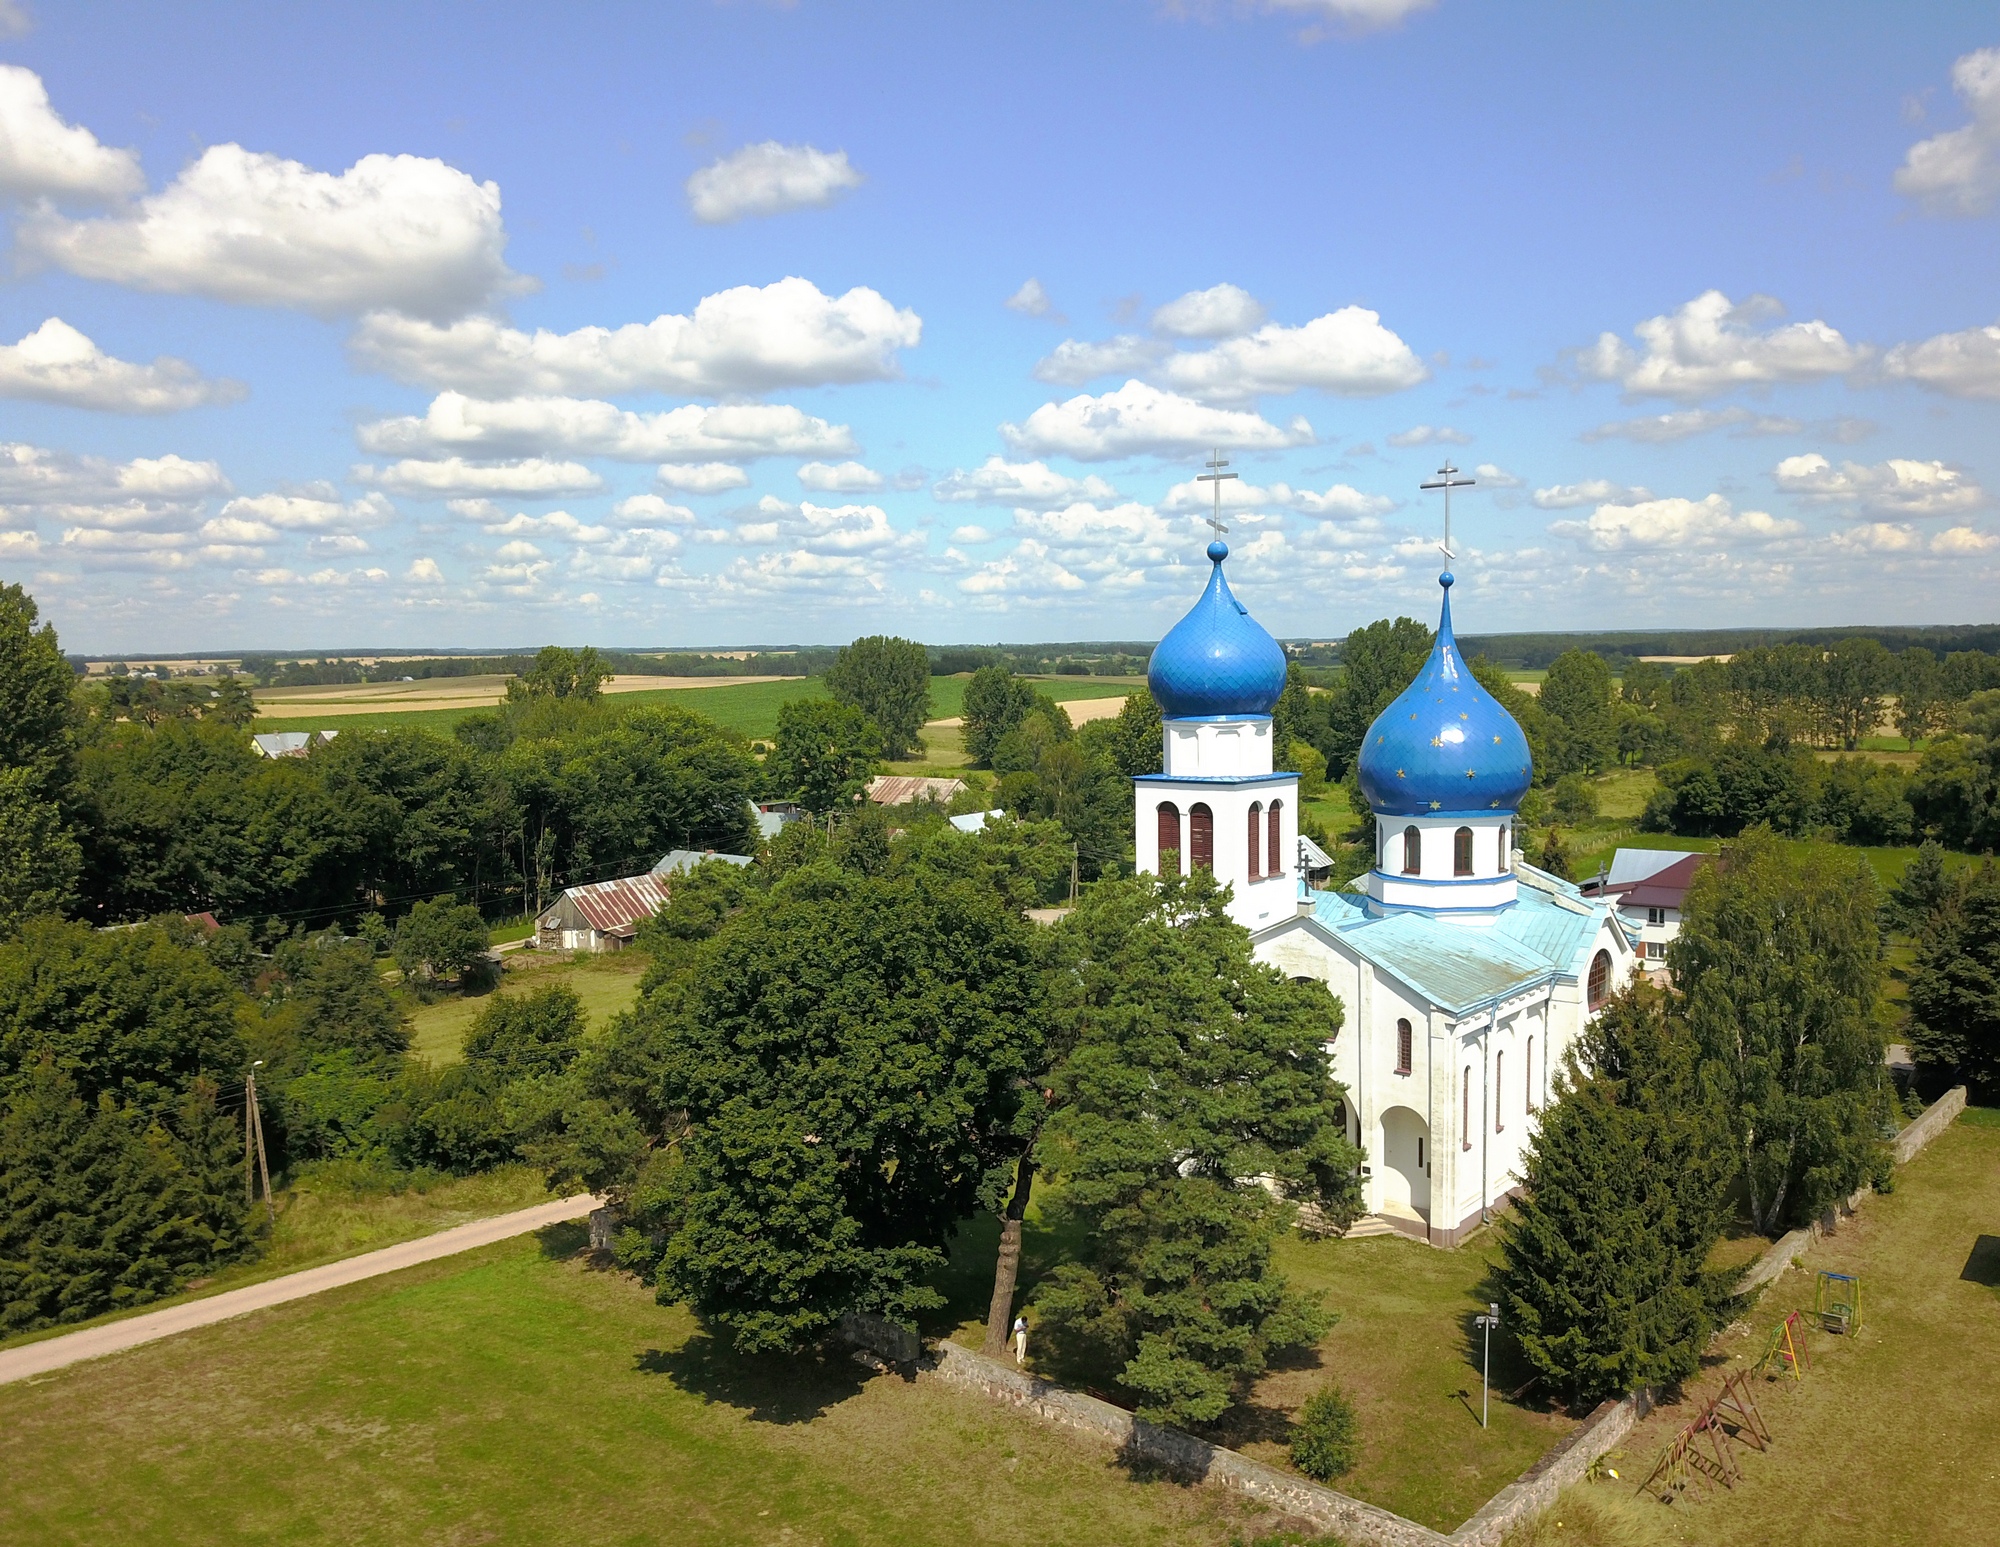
[392,897,490,989]
[1290,1384,1360,1481]
[1551,772,1600,823]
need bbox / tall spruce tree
[1671,827,1890,1234]
[1497,982,1736,1408]
[1031,872,1362,1427]
[1906,858,2000,1097]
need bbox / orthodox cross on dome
[1197,449,1236,542]
[1420,459,1475,562]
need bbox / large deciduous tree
[636,860,1042,1351]
[767,698,882,815]
[1029,872,1361,1427]
[1670,827,1891,1234]
[1497,981,1736,1408]
[1539,648,1617,778]
[824,635,930,760]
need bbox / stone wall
[1894,1085,1967,1164]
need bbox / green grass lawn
[1515,1109,2000,1547]
[0,1164,556,1356]
[0,1232,1292,1547]
[407,951,650,1066]
[926,1184,1562,1534]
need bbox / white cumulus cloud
[1550,493,1803,551]
[0,64,142,203]
[405,557,445,584]
[1578,291,1867,400]
[685,142,862,223]
[21,144,521,320]
[1895,48,2000,216]
[219,489,395,532]
[1033,334,1167,387]
[1151,283,1265,339]
[1580,405,1805,442]
[1881,319,2000,399]
[655,461,752,493]
[0,443,228,503]
[1161,477,1393,520]
[1532,479,1653,510]
[932,456,1120,508]
[357,391,857,462]
[1386,424,1471,447]
[1772,453,1983,518]
[1153,307,1426,404]
[0,318,244,413]
[1000,379,1313,462]
[1005,278,1059,319]
[349,277,920,396]
[355,457,602,499]
[797,460,882,493]
[1931,525,2000,554]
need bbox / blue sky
[0,0,1996,652]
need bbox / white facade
[1133,714,1302,936]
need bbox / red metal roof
[1606,853,1708,909]
[560,873,670,937]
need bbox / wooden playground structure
[1636,1271,1862,1505]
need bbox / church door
[1378,1106,1432,1217]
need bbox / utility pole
[1476,1301,1501,1429]
[247,1061,275,1228]
[1069,843,1079,906]
[243,1071,255,1206]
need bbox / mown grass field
[1505,1109,2000,1547]
[406,950,650,1066]
[0,1232,1296,1547]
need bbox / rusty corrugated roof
[561,872,670,937]
[866,774,968,806]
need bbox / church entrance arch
[1378,1105,1431,1217]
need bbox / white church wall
[1134,772,1301,933]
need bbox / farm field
[256,673,1138,742]
[406,950,650,1066]
[0,1231,1286,1547]
[1514,1109,2000,1547]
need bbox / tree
[1619,658,1668,713]
[391,897,489,988]
[1883,839,1962,938]
[0,764,81,930]
[1030,872,1361,1426]
[506,645,612,703]
[1324,618,1432,777]
[1906,859,2000,1097]
[0,582,78,798]
[1291,1385,1361,1481]
[1096,687,1164,779]
[963,666,1042,766]
[638,860,1042,1351]
[463,983,587,1083]
[824,635,930,759]
[1671,828,1890,1234]
[1820,637,1895,751]
[1551,772,1600,824]
[1540,649,1616,778]
[767,698,881,815]
[1497,981,1736,1408]
[0,917,243,1113]
[1895,648,1946,745]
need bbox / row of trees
[1499,829,1894,1406]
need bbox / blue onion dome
[1146,539,1288,718]
[1355,573,1533,817]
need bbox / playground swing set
[1639,1271,1863,1504]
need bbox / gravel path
[0,1192,601,1387]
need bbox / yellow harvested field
[928,695,1127,731]
[254,673,798,718]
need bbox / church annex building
[1134,530,1637,1247]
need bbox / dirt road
[0,1192,600,1386]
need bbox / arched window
[1402,825,1422,875]
[1246,802,1263,881]
[1500,824,1511,868]
[1190,803,1214,872]
[1525,1036,1536,1112]
[1377,823,1387,867]
[1462,1067,1471,1150]
[1494,1050,1505,1132]
[1454,826,1474,876]
[1268,800,1283,878]
[1156,802,1182,874]
[1587,948,1612,1010]
[1395,1017,1413,1074]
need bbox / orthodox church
[1135,534,1636,1246]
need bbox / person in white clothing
[1012,1315,1028,1367]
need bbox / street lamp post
[1475,1301,1501,1428]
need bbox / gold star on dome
[1428,800,1442,810]
[1396,769,1406,778]
[1430,736,1442,747]
[1466,769,1477,778]
[1459,712,1469,720]
[1493,735,1502,744]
